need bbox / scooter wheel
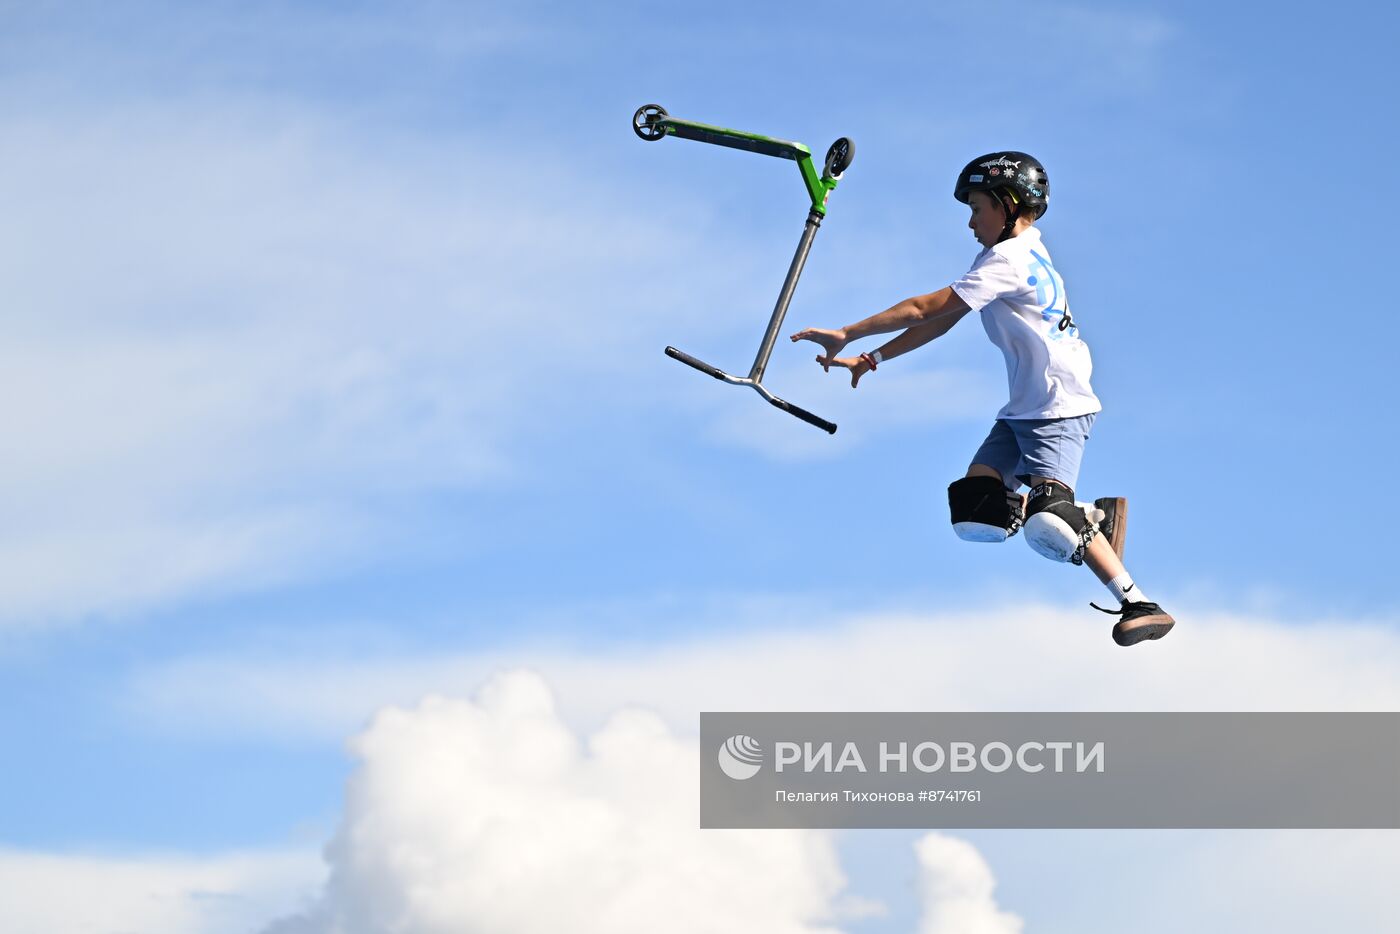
[824,136,855,177]
[633,104,669,141]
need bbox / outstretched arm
[873,303,972,362]
[843,286,970,342]
[832,306,972,387]
[788,286,972,385]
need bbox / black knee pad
[1023,481,1098,564]
[948,476,1024,542]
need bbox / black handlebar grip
[767,394,837,434]
[664,346,727,381]
[665,346,837,434]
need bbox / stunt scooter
[633,104,854,434]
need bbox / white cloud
[994,827,1400,933]
[265,669,864,934]
[0,847,321,934]
[1,670,1030,934]
[119,606,1400,932]
[5,80,969,625]
[128,604,1400,743]
[0,92,731,625]
[1158,830,1400,932]
[1,8,1035,625]
[914,833,1023,934]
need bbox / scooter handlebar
[766,394,837,434]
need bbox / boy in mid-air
[790,152,1174,647]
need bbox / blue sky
[2,2,1399,931]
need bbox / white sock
[1107,574,1147,606]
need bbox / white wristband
[871,350,884,365]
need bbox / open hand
[822,355,871,388]
[788,326,849,371]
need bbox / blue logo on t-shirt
[1026,249,1077,340]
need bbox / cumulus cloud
[266,669,865,934]
[119,605,1400,933]
[0,668,1037,934]
[914,833,1023,934]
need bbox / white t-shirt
[949,227,1102,420]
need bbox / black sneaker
[1091,600,1175,646]
[1093,497,1127,560]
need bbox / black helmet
[954,151,1049,220]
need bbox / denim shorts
[969,413,1097,492]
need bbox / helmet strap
[996,188,1022,244]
